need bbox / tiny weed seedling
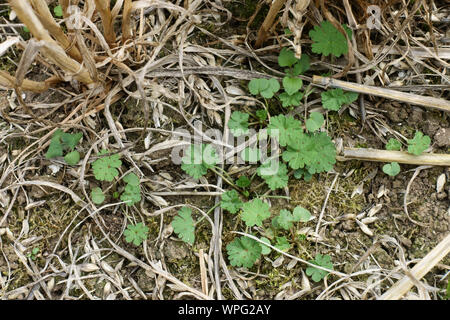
[408,131,431,155]
[124,222,149,246]
[46,129,83,165]
[27,247,40,261]
[92,150,122,182]
[386,138,402,151]
[309,21,352,58]
[181,144,219,179]
[241,198,271,227]
[306,254,334,282]
[228,111,250,137]
[226,236,262,268]
[321,88,358,111]
[120,173,141,206]
[383,162,401,177]
[91,187,105,205]
[172,207,196,245]
[53,5,63,17]
[220,189,243,214]
[382,131,431,177]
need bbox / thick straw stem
[30,0,82,62]
[313,75,450,113]
[254,0,286,48]
[94,0,116,46]
[9,0,93,85]
[341,148,450,166]
[379,233,450,300]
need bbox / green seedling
[386,138,402,151]
[92,150,122,181]
[282,131,336,174]
[293,168,313,181]
[228,111,250,137]
[53,5,63,17]
[181,144,219,179]
[407,131,431,155]
[248,78,280,98]
[124,222,148,246]
[241,198,270,227]
[27,247,39,261]
[306,254,334,282]
[305,112,324,132]
[172,207,196,245]
[267,114,303,147]
[91,187,105,205]
[260,237,272,255]
[274,236,290,252]
[257,161,288,191]
[226,236,262,268]
[220,189,243,214]
[235,175,251,189]
[120,173,141,206]
[46,129,82,165]
[321,88,359,111]
[309,21,352,57]
[383,162,400,177]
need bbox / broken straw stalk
[312,75,450,113]
[340,148,450,167]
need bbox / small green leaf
[23,26,30,33]
[257,161,289,190]
[306,254,333,282]
[267,114,303,147]
[91,187,105,205]
[241,147,260,162]
[61,132,82,151]
[181,144,218,179]
[382,162,400,177]
[236,176,251,188]
[220,190,243,214]
[123,172,140,186]
[293,54,310,75]
[53,5,63,17]
[274,209,294,230]
[64,150,80,165]
[248,78,279,98]
[92,151,122,182]
[309,21,351,57]
[120,184,141,206]
[283,76,303,95]
[278,48,298,67]
[321,88,358,111]
[226,236,261,268]
[228,111,249,137]
[255,109,268,121]
[261,78,280,98]
[407,131,431,155]
[274,236,290,252]
[386,138,402,151]
[124,222,149,246]
[279,91,304,108]
[305,112,324,132]
[293,206,311,222]
[293,168,312,181]
[46,132,64,159]
[284,28,292,35]
[172,207,195,245]
[260,237,271,255]
[241,198,270,227]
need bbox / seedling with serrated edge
[46,129,83,165]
